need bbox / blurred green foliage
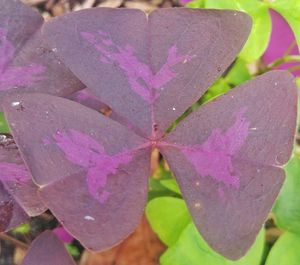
[265,232,300,265]
[188,0,300,63]
[0,112,9,133]
[146,187,265,265]
[11,223,30,234]
[273,156,300,234]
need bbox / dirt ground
[22,0,184,18]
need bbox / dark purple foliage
[0,6,297,261]
[0,135,46,215]
[0,180,28,231]
[21,231,75,265]
[42,8,250,139]
[0,0,83,110]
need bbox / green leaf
[65,244,80,258]
[12,223,30,234]
[271,0,300,51]
[148,164,181,200]
[266,232,300,265]
[146,197,191,246]
[186,0,205,8]
[148,178,179,200]
[160,179,181,195]
[204,0,272,62]
[273,156,300,234]
[199,78,231,104]
[0,112,9,133]
[296,78,300,88]
[161,223,265,265]
[225,58,251,86]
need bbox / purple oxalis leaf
[0,134,46,216]
[0,28,46,91]
[2,8,298,260]
[0,0,83,110]
[159,70,297,259]
[3,93,151,251]
[21,231,76,265]
[42,8,251,139]
[53,129,135,203]
[68,88,108,112]
[68,89,138,132]
[0,181,28,232]
[180,107,249,189]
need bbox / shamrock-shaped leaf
[21,231,76,265]
[42,8,251,138]
[0,0,83,110]
[3,93,151,251]
[2,8,297,260]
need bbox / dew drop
[194,202,201,209]
[52,48,58,52]
[172,107,176,111]
[11,101,20,107]
[84,215,95,221]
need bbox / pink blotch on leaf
[182,108,250,189]
[0,27,46,91]
[53,129,133,204]
[81,30,195,103]
[53,227,74,243]
[0,162,30,182]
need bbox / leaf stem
[0,233,29,249]
[267,55,300,69]
[286,64,300,73]
[284,40,297,57]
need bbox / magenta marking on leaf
[182,108,250,189]
[53,227,74,243]
[0,162,30,182]
[81,31,195,103]
[52,129,133,204]
[0,28,46,91]
[42,138,51,146]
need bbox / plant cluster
[0,0,298,264]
